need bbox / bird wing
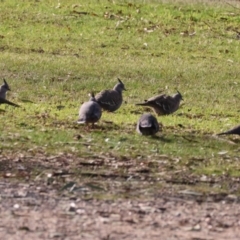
[146,94,166,102]
[135,94,166,106]
[154,95,179,114]
[78,102,101,123]
[96,90,122,108]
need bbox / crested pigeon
[77,92,102,127]
[136,91,183,115]
[0,79,19,107]
[95,78,126,112]
[136,113,160,135]
[217,125,240,136]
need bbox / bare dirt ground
[1,153,240,240]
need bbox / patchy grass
[0,0,240,198]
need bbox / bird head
[114,78,127,92]
[1,79,11,92]
[176,90,183,100]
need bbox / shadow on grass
[150,135,174,143]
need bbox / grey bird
[0,79,19,107]
[136,113,160,135]
[136,91,183,115]
[77,93,102,128]
[95,78,126,112]
[217,125,240,136]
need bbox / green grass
[0,0,240,197]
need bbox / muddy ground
[0,153,240,240]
